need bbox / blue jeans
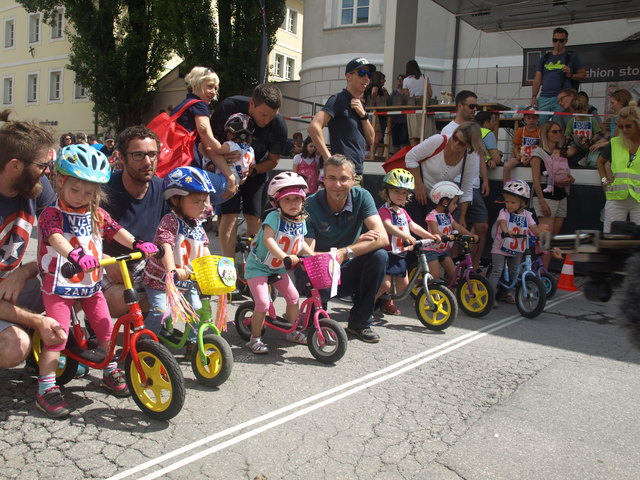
[145,285,201,341]
[537,95,561,125]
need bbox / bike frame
[383,242,437,308]
[498,242,537,296]
[448,236,476,295]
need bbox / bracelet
[359,113,368,120]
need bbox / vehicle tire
[584,280,612,302]
[234,301,257,341]
[191,334,233,388]
[307,318,348,364]
[125,339,185,421]
[414,285,458,330]
[516,274,547,318]
[408,265,423,299]
[540,272,558,299]
[456,273,495,318]
[31,330,78,386]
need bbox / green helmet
[382,168,415,191]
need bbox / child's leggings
[42,291,113,353]
[247,274,299,312]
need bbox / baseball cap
[345,57,376,75]
[104,134,114,141]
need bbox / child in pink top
[292,136,322,193]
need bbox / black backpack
[542,50,581,91]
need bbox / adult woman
[401,60,433,140]
[172,66,236,198]
[364,71,390,157]
[591,89,632,151]
[530,122,575,264]
[597,103,640,232]
[405,121,484,228]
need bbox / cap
[104,134,114,141]
[345,57,376,75]
[275,186,306,202]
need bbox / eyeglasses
[352,69,372,79]
[452,135,469,148]
[20,158,50,171]
[64,137,72,141]
[619,123,635,131]
[464,103,479,110]
[552,38,567,43]
[127,151,159,162]
[549,129,563,134]
[324,175,354,184]
[557,95,570,103]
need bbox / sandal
[248,338,269,354]
[502,293,516,304]
[286,330,308,345]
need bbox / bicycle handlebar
[61,245,165,279]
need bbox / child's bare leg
[441,256,456,282]
[375,274,392,300]
[251,311,266,338]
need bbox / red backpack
[147,99,203,178]
[382,135,447,173]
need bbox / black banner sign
[522,39,640,86]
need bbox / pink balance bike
[234,254,347,363]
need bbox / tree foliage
[18,0,285,132]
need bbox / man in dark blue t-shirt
[0,121,66,369]
[210,83,288,257]
[308,57,376,185]
[102,125,170,316]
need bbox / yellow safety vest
[606,136,640,201]
[480,127,492,161]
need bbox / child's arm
[112,228,157,257]
[409,221,440,242]
[263,225,297,266]
[299,241,315,257]
[49,233,99,272]
[382,218,415,245]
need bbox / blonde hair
[540,121,563,152]
[570,95,588,113]
[185,66,219,99]
[453,121,487,158]
[617,103,640,151]
[59,176,105,236]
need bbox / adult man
[307,58,376,186]
[101,125,170,317]
[100,134,116,158]
[304,154,388,343]
[210,83,288,258]
[531,28,586,124]
[0,121,66,368]
[441,91,489,265]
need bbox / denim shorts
[424,250,451,263]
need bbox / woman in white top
[404,122,485,228]
[402,60,433,139]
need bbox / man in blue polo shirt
[308,58,376,186]
[303,154,388,343]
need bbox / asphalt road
[1,232,639,479]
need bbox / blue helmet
[163,166,215,200]
[56,144,111,184]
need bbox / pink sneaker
[102,368,130,397]
[36,386,71,419]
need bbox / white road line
[107,291,580,480]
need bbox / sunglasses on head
[353,69,372,78]
[552,38,567,43]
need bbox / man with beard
[308,57,376,187]
[101,126,170,317]
[0,121,66,368]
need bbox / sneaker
[36,386,71,419]
[346,326,380,343]
[286,330,308,345]
[102,368,130,397]
[381,299,401,315]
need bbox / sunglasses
[552,38,567,43]
[352,69,372,79]
[465,103,479,110]
[549,129,563,133]
[452,135,469,148]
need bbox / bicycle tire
[31,330,78,386]
[234,301,256,341]
[408,265,423,299]
[307,318,347,364]
[516,275,547,318]
[539,272,558,299]
[191,334,233,388]
[456,273,495,318]
[125,339,185,421]
[414,285,458,330]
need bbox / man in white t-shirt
[441,90,490,269]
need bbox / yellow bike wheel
[414,284,458,331]
[456,273,495,318]
[191,334,233,388]
[408,265,423,299]
[125,339,185,421]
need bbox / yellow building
[1,1,303,137]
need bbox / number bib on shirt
[232,143,255,179]
[429,212,454,252]
[382,206,411,255]
[261,217,304,269]
[572,120,592,140]
[43,209,103,298]
[500,212,528,255]
[521,135,541,157]
[172,219,207,290]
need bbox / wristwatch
[345,247,355,261]
[601,177,609,185]
[359,113,368,120]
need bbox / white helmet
[430,181,464,204]
[267,171,308,199]
[503,179,531,200]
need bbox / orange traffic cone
[558,254,579,292]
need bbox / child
[208,113,256,185]
[142,166,214,355]
[424,181,478,280]
[565,95,604,168]
[502,110,541,184]
[542,147,571,193]
[375,169,440,315]
[244,172,315,354]
[37,145,158,418]
[292,136,322,193]
[488,180,544,307]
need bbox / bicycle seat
[267,274,282,285]
[70,345,107,363]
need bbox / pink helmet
[267,171,308,200]
[503,179,531,200]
